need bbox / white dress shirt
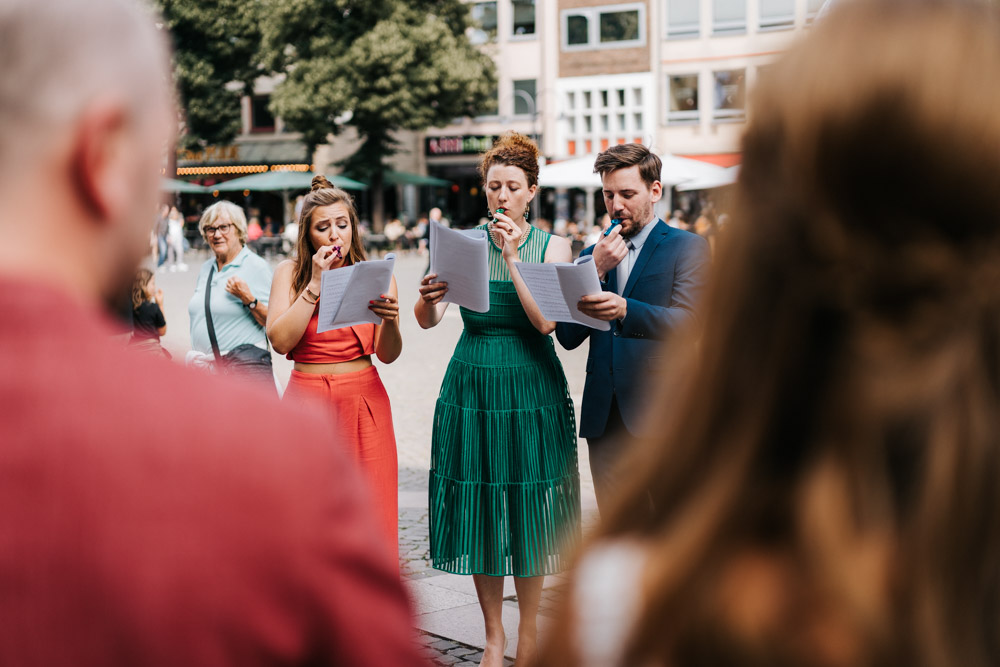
[616,217,657,295]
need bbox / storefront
[424,134,548,228]
[174,139,310,234]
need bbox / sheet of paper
[316,254,396,333]
[557,256,610,331]
[512,263,574,320]
[429,219,489,313]
[513,257,610,331]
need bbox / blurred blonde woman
[540,2,1000,666]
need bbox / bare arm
[265,261,313,355]
[413,273,450,329]
[495,215,570,335]
[371,275,402,364]
[225,276,268,326]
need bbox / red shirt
[0,279,427,666]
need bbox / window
[561,4,646,50]
[600,115,609,132]
[633,87,643,105]
[634,113,643,131]
[567,14,590,45]
[617,114,626,131]
[567,117,577,133]
[713,0,746,34]
[617,89,626,106]
[714,69,745,121]
[583,91,592,109]
[667,0,700,39]
[512,79,536,116]
[566,92,576,110]
[468,2,497,45]
[584,116,593,133]
[668,74,699,123]
[512,0,536,37]
[251,95,275,133]
[600,90,609,107]
[760,0,794,30]
[599,10,640,43]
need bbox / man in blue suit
[556,144,710,512]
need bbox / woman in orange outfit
[267,175,402,563]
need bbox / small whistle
[603,219,622,236]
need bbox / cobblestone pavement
[417,633,515,667]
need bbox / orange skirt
[284,366,398,564]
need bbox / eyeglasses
[203,223,232,237]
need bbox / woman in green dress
[415,132,581,666]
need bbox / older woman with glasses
[186,201,274,387]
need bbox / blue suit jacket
[556,220,710,439]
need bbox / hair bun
[311,175,334,191]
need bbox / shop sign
[177,145,240,163]
[426,135,500,156]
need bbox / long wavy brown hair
[130,268,154,310]
[290,175,367,296]
[540,1,1000,666]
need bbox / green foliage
[155,0,263,150]
[260,0,498,170]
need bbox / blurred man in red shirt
[0,0,426,665]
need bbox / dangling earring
[523,205,530,221]
[487,207,496,224]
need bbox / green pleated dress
[429,224,581,577]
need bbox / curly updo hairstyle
[478,131,540,187]
[291,174,367,295]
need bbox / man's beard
[618,206,652,239]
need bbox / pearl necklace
[488,221,530,249]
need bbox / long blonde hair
[543,1,1000,665]
[291,175,366,296]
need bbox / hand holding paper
[317,254,397,333]
[429,220,489,313]
[513,256,611,331]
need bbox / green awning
[383,170,452,187]
[161,178,207,193]
[213,171,367,192]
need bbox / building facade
[426,0,827,225]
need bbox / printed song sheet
[513,255,610,331]
[429,219,489,313]
[316,254,396,333]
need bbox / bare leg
[473,574,507,667]
[513,576,544,665]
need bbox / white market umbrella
[539,153,728,189]
[537,156,603,189]
[676,165,740,192]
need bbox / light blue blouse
[188,245,272,354]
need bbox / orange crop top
[287,310,376,363]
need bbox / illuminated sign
[425,135,501,156]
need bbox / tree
[156,0,263,153]
[260,0,497,230]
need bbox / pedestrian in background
[267,175,403,564]
[540,1,1000,665]
[555,143,711,513]
[165,205,187,272]
[186,201,274,387]
[416,132,580,667]
[0,0,425,664]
